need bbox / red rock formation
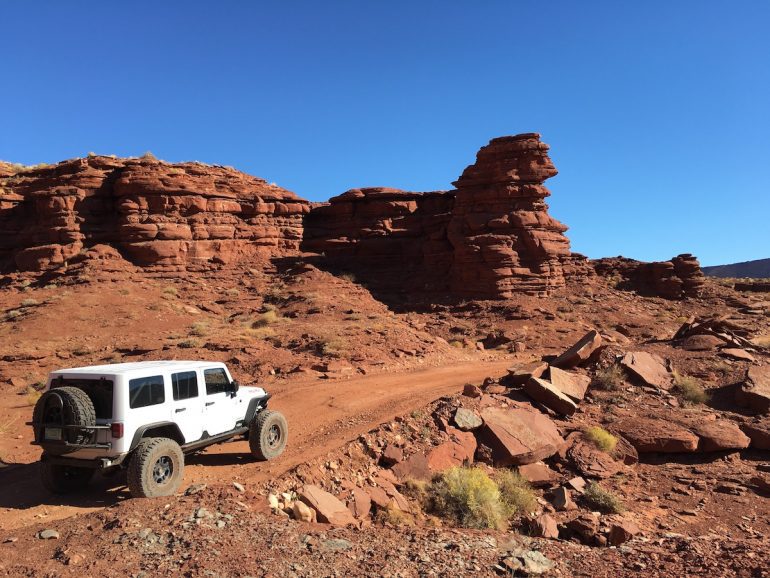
[448,134,584,297]
[593,253,706,299]
[302,134,590,298]
[0,156,309,273]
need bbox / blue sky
[2,1,767,266]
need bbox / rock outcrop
[0,156,309,273]
[303,134,591,299]
[594,254,706,299]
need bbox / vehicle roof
[50,360,227,376]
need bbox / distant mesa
[702,258,770,279]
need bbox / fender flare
[129,421,186,451]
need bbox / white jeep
[29,361,287,498]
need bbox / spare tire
[32,386,96,455]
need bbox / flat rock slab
[299,485,356,526]
[548,367,591,402]
[567,439,625,479]
[524,377,578,416]
[621,351,672,389]
[611,417,698,453]
[736,366,770,413]
[680,334,726,351]
[720,348,756,362]
[507,361,548,386]
[479,404,564,466]
[551,330,602,369]
[517,462,559,487]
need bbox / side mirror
[229,380,240,394]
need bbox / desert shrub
[427,466,508,530]
[448,340,465,349]
[593,365,625,391]
[162,286,178,298]
[4,310,22,321]
[20,298,39,308]
[141,151,157,160]
[673,371,709,405]
[375,505,415,527]
[583,482,625,514]
[253,310,280,328]
[320,337,346,357]
[584,426,618,453]
[400,478,429,504]
[495,470,537,516]
[189,321,209,337]
[339,272,356,283]
[178,338,200,349]
[25,386,42,406]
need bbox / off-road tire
[249,410,288,461]
[127,437,184,498]
[40,454,95,494]
[32,386,96,455]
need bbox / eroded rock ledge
[0,156,309,273]
[303,133,591,298]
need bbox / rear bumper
[42,452,129,470]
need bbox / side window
[129,375,165,409]
[204,368,229,395]
[172,371,198,401]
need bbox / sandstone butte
[1,134,706,299]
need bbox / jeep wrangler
[28,361,287,498]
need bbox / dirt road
[0,359,512,531]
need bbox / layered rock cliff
[303,133,590,298]
[0,156,309,273]
[593,254,706,299]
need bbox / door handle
[175,408,187,413]
[205,402,215,407]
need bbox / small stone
[462,383,482,398]
[608,519,641,546]
[531,514,559,539]
[551,487,577,511]
[268,493,280,509]
[232,482,245,492]
[184,483,207,496]
[453,408,483,431]
[38,529,59,540]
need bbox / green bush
[427,466,508,529]
[593,365,625,391]
[673,371,709,405]
[495,470,537,515]
[583,482,624,514]
[584,426,618,453]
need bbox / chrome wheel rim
[267,424,281,448]
[152,456,173,484]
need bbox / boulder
[346,488,372,519]
[453,408,483,431]
[736,366,770,413]
[524,377,578,416]
[740,420,770,450]
[620,351,672,389]
[611,417,699,453]
[380,445,404,466]
[551,331,602,369]
[292,500,317,523]
[463,383,482,398]
[691,420,751,452]
[507,361,548,386]
[299,485,356,526]
[548,367,591,402]
[391,452,432,481]
[720,348,755,362]
[567,439,625,479]
[478,404,564,466]
[608,519,640,546]
[531,514,559,539]
[566,513,600,544]
[680,334,725,351]
[550,486,577,511]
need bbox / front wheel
[127,437,184,498]
[249,410,288,460]
[40,455,94,494]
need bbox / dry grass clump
[319,337,346,357]
[584,426,618,453]
[226,288,240,297]
[161,286,178,299]
[583,482,625,514]
[178,338,200,349]
[495,470,537,516]
[338,272,356,283]
[673,371,709,405]
[20,298,39,308]
[427,466,509,530]
[592,365,625,391]
[375,505,416,527]
[189,321,209,337]
[253,309,281,328]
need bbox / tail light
[111,423,124,439]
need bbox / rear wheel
[127,437,184,498]
[40,455,94,494]
[249,410,288,460]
